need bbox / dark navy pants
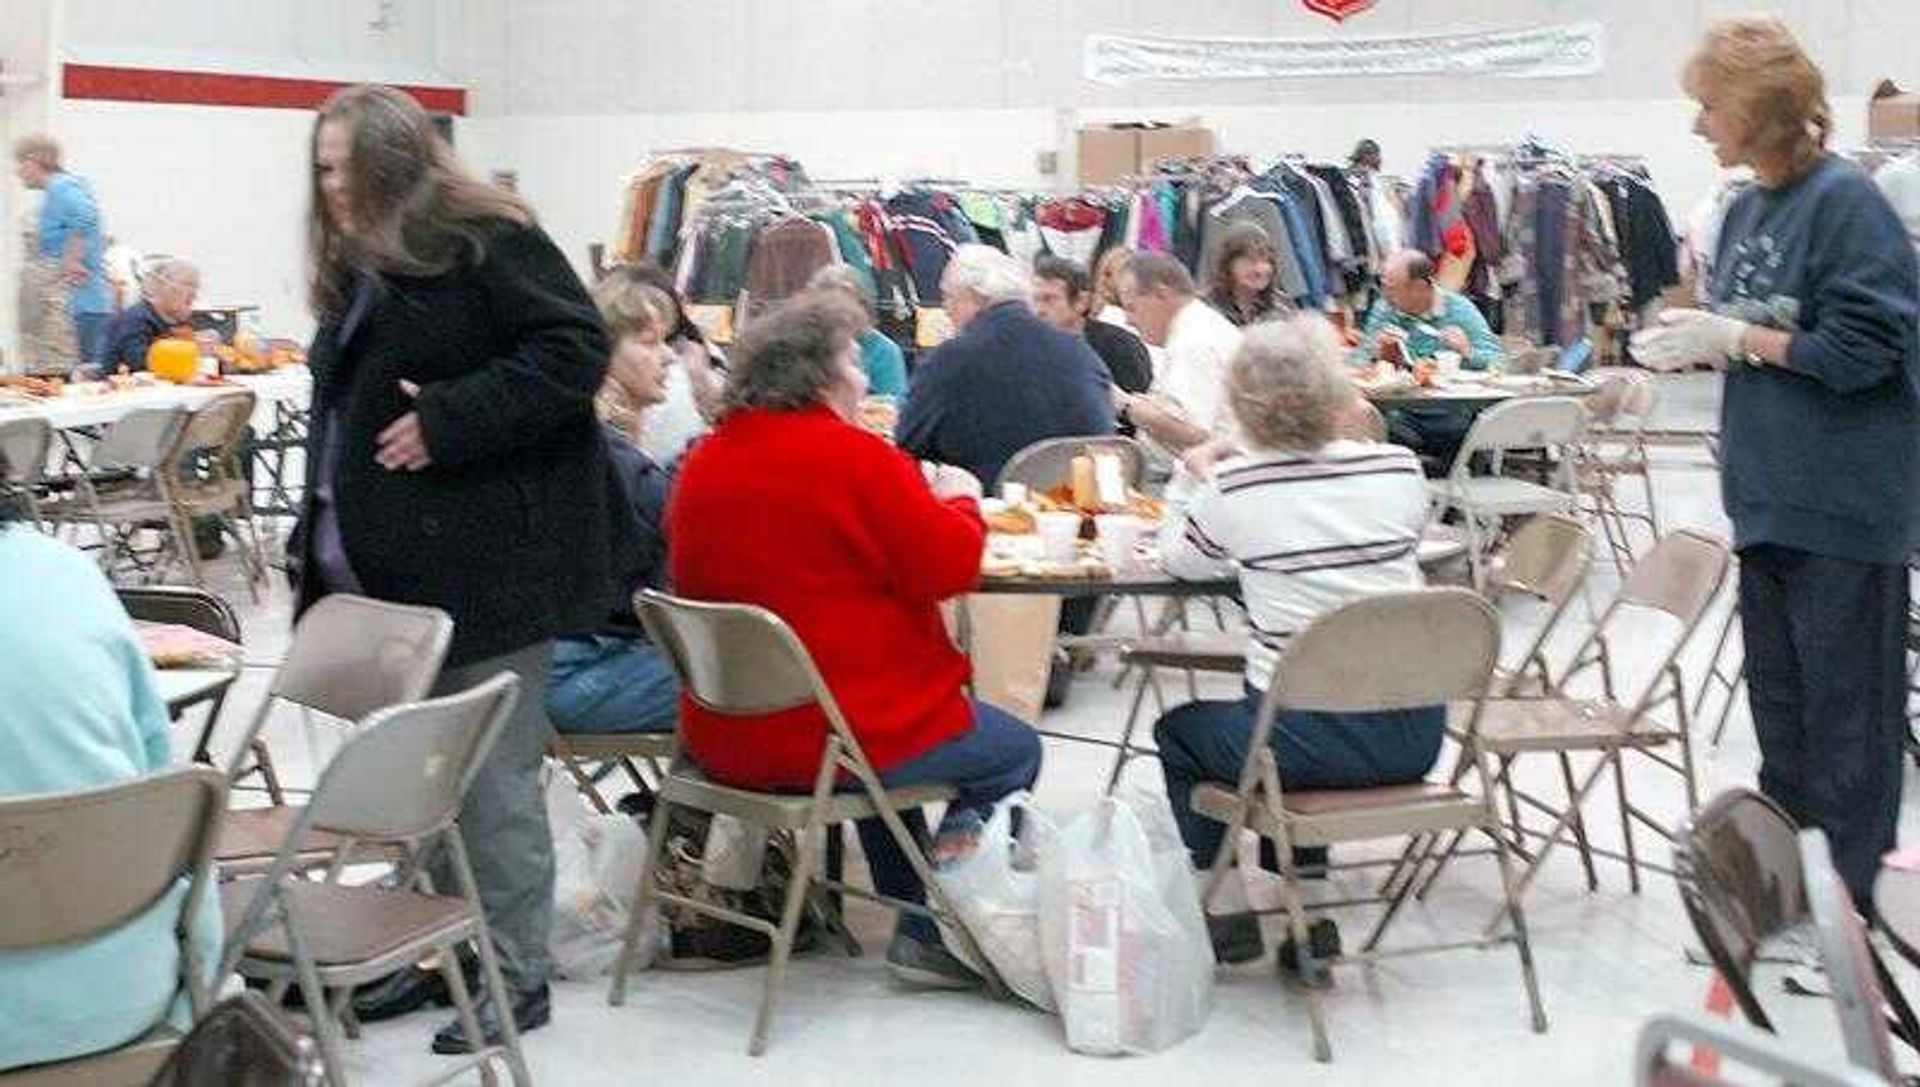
[1739,544,1908,910]
[1155,687,1446,867]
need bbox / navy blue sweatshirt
[896,301,1115,488]
[1711,155,1920,565]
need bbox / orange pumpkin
[148,338,200,384]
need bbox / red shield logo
[1303,0,1378,22]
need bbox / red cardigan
[667,405,985,789]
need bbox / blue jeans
[545,635,680,734]
[858,700,1042,941]
[1154,687,1446,867]
[73,312,110,369]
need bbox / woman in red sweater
[668,293,1042,989]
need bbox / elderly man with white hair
[896,244,1114,489]
[100,256,200,374]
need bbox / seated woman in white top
[1152,314,1442,965]
[0,490,221,1071]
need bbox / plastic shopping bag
[1038,795,1213,1055]
[547,777,658,979]
[934,792,1056,1011]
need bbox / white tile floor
[174,374,1920,1085]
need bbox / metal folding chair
[0,767,226,1086]
[1579,369,1662,568]
[548,731,678,815]
[216,595,452,873]
[1428,395,1589,588]
[610,589,1007,1055]
[165,392,269,601]
[0,415,54,530]
[1636,1012,1893,1087]
[219,674,529,1087]
[1187,588,1547,1061]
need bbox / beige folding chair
[610,589,1006,1055]
[216,594,452,873]
[164,392,268,601]
[547,731,678,815]
[1578,369,1661,569]
[1187,588,1547,1062]
[55,405,192,582]
[117,584,260,784]
[220,673,529,1087]
[1429,395,1589,588]
[0,415,53,530]
[1636,1013,1892,1087]
[1420,530,1730,921]
[993,434,1148,494]
[0,766,226,1086]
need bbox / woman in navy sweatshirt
[1634,17,1920,910]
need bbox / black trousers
[1739,544,1908,910]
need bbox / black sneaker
[658,923,773,971]
[1277,918,1342,988]
[885,931,982,990]
[1207,911,1265,965]
[430,984,550,1055]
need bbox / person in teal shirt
[1357,249,1506,465]
[809,264,908,397]
[13,135,113,367]
[0,504,222,1072]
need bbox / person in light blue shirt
[809,264,908,397]
[0,496,222,1072]
[13,134,113,367]
[1356,249,1506,466]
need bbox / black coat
[295,219,633,666]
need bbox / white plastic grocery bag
[1038,795,1213,1055]
[933,792,1057,1011]
[547,777,658,978]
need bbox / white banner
[1084,22,1605,84]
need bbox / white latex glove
[1629,308,1748,373]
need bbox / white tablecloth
[0,368,311,430]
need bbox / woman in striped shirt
[1153,314,1445,964]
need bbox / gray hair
[1227,315,1356,452]
[940,244,1031,307]
[721,294,864,417]
[1121,252,1195,298]
[141,256,199,293]
[807,263,876,318]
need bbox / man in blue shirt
[100,257,198,375]
[1357,250,1505,465]
[13,135,113,367]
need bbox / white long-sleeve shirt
[1158,440,1430,691]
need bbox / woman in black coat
[294,84,628,1053]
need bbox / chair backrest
[118,585,242,643]
[305,672,519,842]
[1269,588,1501,714]
[1671,788,1806,1031]
[994,435,1147,493]
[1802,830,1900,1080]
[0,416,52,485]
[634,589,823,717]
[1617,529,1730,626]
[270,594,452,723]
[1455,396,1588,463]
[1486,513,1592,606]
[0,766,225,950]
[1587,369,1658,429]
[93,406,188,471]
[173,391,256,466]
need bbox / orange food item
[985,507,1036,535]
[148,338,200,384]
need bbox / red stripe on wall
[61,64,466,115]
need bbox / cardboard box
[1077,126,1138,185]
[1076,119,1217,184]
[1871,80,1920,140]
[1138,124,1216,171]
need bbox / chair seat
[217,805,348,864]
[223,879,474,969]
[0,1033,178,1086]
[1191,780,1484,848]
[660,767,955,830]
[549,732,679,760]
[1476,697,1678,753]
[173,479,250,510]
[1119,631,1247,673]
[1434,477,1581,517]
